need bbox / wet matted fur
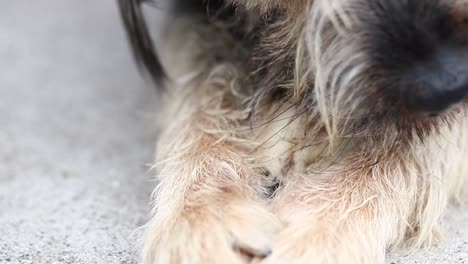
[119,0,468,263]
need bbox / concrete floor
[0,1,466,263]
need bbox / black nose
[405,45,468,113]
[366,0,468,113]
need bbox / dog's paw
[258,220,386,264]
[142,200,282,264]
[258,225,323,264]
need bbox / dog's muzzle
[365,0,468,115]
[407,44,468,114]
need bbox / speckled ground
[0,1,155,263]
[0,1,466,264]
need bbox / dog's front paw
[257,202,385,264]
[257,222,323,264]
[142,200,282,264]
[259,220,386,264]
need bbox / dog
[118,0,468,263]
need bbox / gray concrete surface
[0,1,466,264]
[0,1,156,263]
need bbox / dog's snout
[406,45,468,113]
[367,1,468,114]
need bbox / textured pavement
[0,1,466,263]
[0,1,156,263]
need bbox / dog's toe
[142,200,281,264]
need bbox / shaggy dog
[119,0,468,263]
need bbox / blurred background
[0,1,156,263]
[0,1,465,263]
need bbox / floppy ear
[118,0,166,87]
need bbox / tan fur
[227,0,308,14]
[141,1,468,264]
[260,106,468,263]
[142,17,282,263]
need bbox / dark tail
[118,0,166,88]
[118,0,229,88]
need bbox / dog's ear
[118,0,166,88]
